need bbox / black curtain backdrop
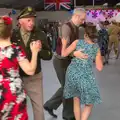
[75,0,119,6]
[0,0,44,11]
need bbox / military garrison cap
[17,6,36,20]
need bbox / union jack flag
[44,0,72,11]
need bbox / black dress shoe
[63,117,75,120]
[44,106,57,118]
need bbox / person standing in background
[108,20,120,59]
[98,21,109,65]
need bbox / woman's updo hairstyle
[84,23,98,42]
[0,16,12,39]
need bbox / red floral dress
[0,44,28,120]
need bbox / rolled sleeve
[61,24,71,45]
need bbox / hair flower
[2,16,12,25]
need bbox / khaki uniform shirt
[108,24,120,49]
[20,29,31,46]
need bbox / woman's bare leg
[73,97,81,120]
[81,104,93,120]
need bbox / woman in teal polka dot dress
[61,24,103,120]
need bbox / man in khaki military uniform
[11,6,53,120]
[108,21,120,59]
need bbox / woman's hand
[73,49,88,59]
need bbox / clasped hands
[30,40,42,53]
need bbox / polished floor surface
[27,55,120,120]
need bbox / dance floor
[27,56,120,120]
[0,7,120,120]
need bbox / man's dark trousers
[44,55,74,119]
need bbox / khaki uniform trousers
[22,72,44,120]
[109,35,119,51]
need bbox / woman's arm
[95,49,103,71]
[19,52,38,75]
[61,39,78,57]
[18,41,40,75]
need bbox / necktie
[22,33,30,46]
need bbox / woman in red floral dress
[0,16,41,120]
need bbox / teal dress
[64,40,102,105]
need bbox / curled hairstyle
[0,16,12,39]
[84,23,98,42]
